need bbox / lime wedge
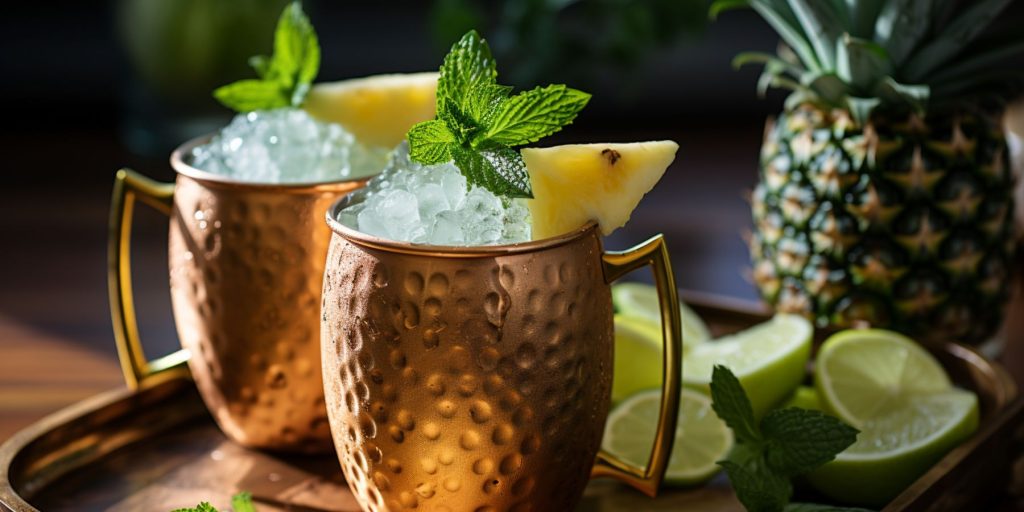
[809,329,980,506]
[781,385,821,411]
[683,314,812,417]
[612,282,711,346]
[603,388,734,486]
[612,315,665,403]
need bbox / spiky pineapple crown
[713,0,1024,124]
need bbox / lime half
[809,329,980,506]
[603,388,734,486]
[683,314,813,417]
[612,282,711,347]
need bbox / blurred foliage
[117,0,292,104]
[430,0,708,89]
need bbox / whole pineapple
[715,1,1024,343]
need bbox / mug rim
[325,194,600,257]
[170,135,376,192]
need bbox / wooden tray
[1,294,1020,512]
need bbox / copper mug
[108,136,367,452]
[320,198,683,511]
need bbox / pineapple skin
[749,105,1016,344]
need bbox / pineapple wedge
[304,72,438,148]
[523,141,678,239]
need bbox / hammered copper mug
[320,197,683,511]
[108,136,368,452]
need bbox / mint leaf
[408,29,587,199]
[231,492,257,512]
[466,83,513,125]
[273,2,319,86]
[170,502,219,512]
[271,2,319,105]
[710,365,761,444]
[452,146,532,198]
[249,55,272,78]
[213,2,320,112]
[408,120,457,164]
[762,407,859,477]
[784,504,875,512]
[438,97,482,144]
[213,80,289,112]
[437,30,497,113]
[483,85,590,145]
[718,458,791,512]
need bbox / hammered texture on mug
[321,233,614,511]
[169,174,358,453]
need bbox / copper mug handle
[592,234,683,497]
[108,169,191,389]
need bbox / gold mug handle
[594,233,683,497]
[108,169,191,389]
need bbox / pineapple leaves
[803,73,848,106]
[904,0,1012,81]
[874,0,930,67]
[748,0,822,72]
[877,78,929,112]
[786,0,844,70]
[734,52,805,96]
[709,0,749,19]
[714,0,1022,120]
[836,35,891,93]
[927,38,1024,85]
[845,0,885,39]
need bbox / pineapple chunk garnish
[523,141,678,240]
[304,72,438,148]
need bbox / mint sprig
[710,366,865,512]
[213,2,320,112]
[407,30,591,198]
[171,492,256,512]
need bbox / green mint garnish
[213,2,320,112]
[407,30,591,198]
[170,504,218,512]
[171,492,256,512]
[710,366,863,512]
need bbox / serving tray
[1,294,1019,512]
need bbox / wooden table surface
[3,126,1024,509]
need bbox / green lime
[809,329,980,506]
[683,314,813,418]
[603,388,734,486]
[781,385,821,411]
[612,315,666,404]
[611,282,711,347]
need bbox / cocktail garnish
[170,491,256,512]
[407,30,590,198]
[710,366,864,512]
[213,2,320,112]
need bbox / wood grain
[0,315,122,440]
